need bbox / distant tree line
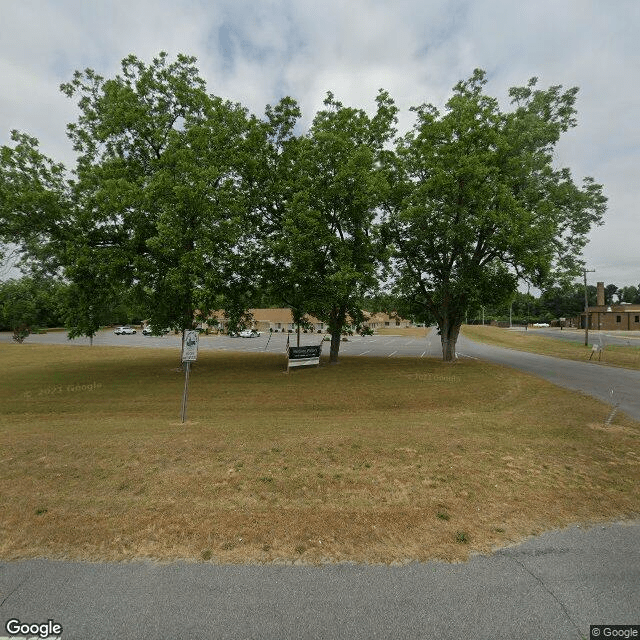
[1,53,606,360]
[3,275,634,339]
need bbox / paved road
[453,331,640,421]
[1,520,638,640]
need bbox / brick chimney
[596,281,605,307]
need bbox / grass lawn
[1,343,638,565]
[462,325,640,370]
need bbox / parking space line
[358,350,371,356]
[387,350,397,357]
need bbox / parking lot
[2,328,442,358]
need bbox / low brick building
[578,305,640,331]
[250,309,325,333]
[573,282,640,331]
[361,311,411,330]
[199,308,410,333]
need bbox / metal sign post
[180,361,191,423]
[180,330,199,423]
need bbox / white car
[239,329,261,338]
[532,323,550,328]
[114,325,136,335]
[142,326,170,336]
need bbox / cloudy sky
[1,0,638,288]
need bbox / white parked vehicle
[142,326,170,336]
[532,323,550,328]
[239,329,261,338]
[114,325,136,335]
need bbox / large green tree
[270,91,397,362]
[61,52,258,341]
[237,96,306,335]
[386,70,606,360]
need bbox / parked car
[142,326,170,336]
[114,325,136,335]
[239,329,261,338]
[532,322,550,328]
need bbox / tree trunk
[328,304,347,364]
[329,330,341,363]
[439,316,461,362]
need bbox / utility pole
[583,268,595,346]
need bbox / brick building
[575,282,640,331]
[198,309,410,333]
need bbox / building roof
[248,309,322,325]
[200,308,410,326]
[586,304,640,313]
[201,309,322,325]
[363,311,407,323]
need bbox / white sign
[182,330,199,362]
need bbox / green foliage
[2,56,611,361]
[618,285,640,304]
[267,90,398,361]
[0,131,72,275]
[386,70,606,359]
[539,283,592,320]
[0,276,67,334]
[604,284,618,305]
[61,52,259,334]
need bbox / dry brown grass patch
[1,343,638,564]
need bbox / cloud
[1,0,638,285]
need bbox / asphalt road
[453,331,640,421]
[1,520,638,640]
[1,328,639,639]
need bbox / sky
[1,0,638,289]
